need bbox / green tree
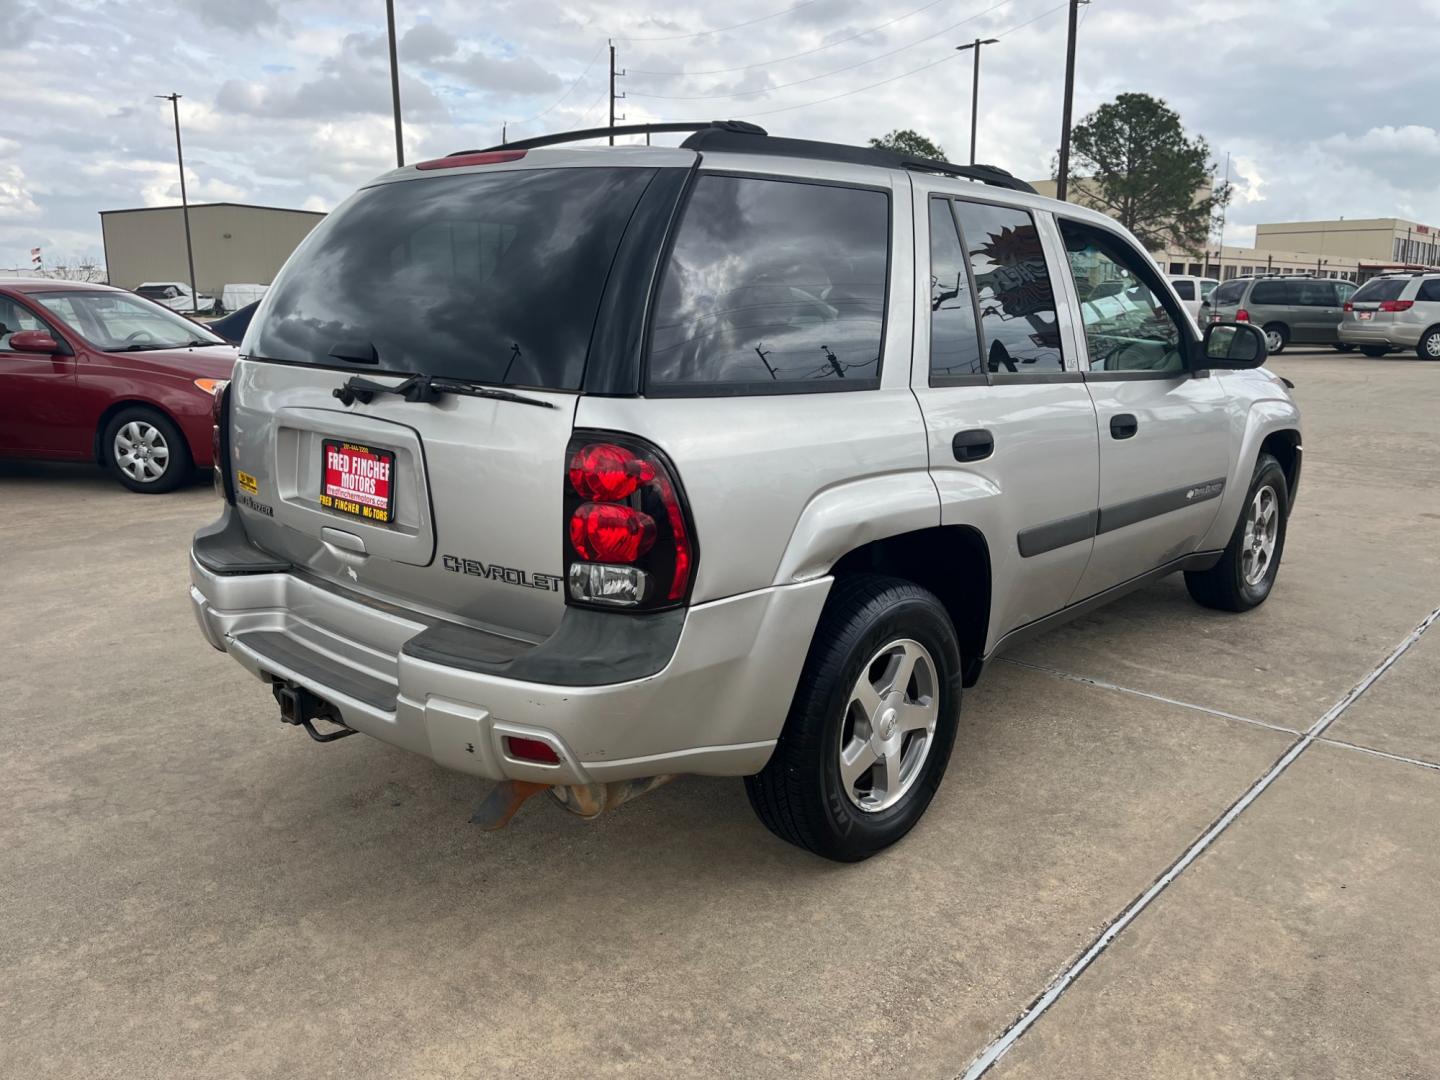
[870,129,946,160]
[1062,92,1230,250]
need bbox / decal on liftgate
[441,554,562,592]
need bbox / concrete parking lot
[3,347,1437,1079]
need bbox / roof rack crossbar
[472,120,767,154]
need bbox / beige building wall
[100,203,324,296]
[1254,218,1440,265]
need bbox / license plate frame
[319,439,397,525]
[1357,310,1374,321]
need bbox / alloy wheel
[1241,484,1279,586]
[838,638,939,813]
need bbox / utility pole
[1055,0,1088,201]
[955,38,998,166]
[155,93,199,314]
[385,0,404,166]
[608,41,625,145]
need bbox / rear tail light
[1343,302,1354,312]
[563,432,696,610]
[414,149,527,171]
[1235,309,1250,322]
[1379,299,1414,312]
[210,381,233,503]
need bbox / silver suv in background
[189,121,1298,861]
[1205,274,1357,354]
[1338,273,1440,359]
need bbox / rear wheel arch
[828,525,991,686]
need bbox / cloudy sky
[3,0,1439,270]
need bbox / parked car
[1337,273,1440,359]
[1204,274,1357,354]
[189,122,1297,861]
[207,300,259,345]
[136,281,217,314]
[1166,274,1219,321]
[0,279,236,491]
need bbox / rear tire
[1185,453,1288,612]
[1332,343,1355,353]
[1360,345,1389,357]
[745,574,962,862]
[1262,323,1288,355]
[101,406,192,494]
[1417,328,1440,361]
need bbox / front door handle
[952,429,995,462]
[1110,413,1139,440]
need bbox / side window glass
[1058,219,1186,374]
[950,200,1063,375]
[928,198,981,379]
[1172,280,1195,300]
[1417,280,1440,302]
[0,298,45,351]
[648,175,889,392]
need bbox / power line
[628,0,962,76]
[692,0,1067,122]
[511,42,607,127]
[627,0,1016,101]
[613,0,826,43]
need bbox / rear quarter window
[1172,279,1195,300]
[646,174,890,394]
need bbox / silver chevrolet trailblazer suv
[190,121,1299,861]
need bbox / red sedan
[0,279,236,492]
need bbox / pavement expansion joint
[961,603,1440,1079]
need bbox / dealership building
[99,202,324,301]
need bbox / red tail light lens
[563,433,696,609]
[210,381,233,503]
[1235,309,1250,322]
[1343,302,1354,312]
[1379,299,1414,312]
[569,503,657,562]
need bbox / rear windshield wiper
[333,373,555,409]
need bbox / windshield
[247,166,658,389]
[31,291,224,350]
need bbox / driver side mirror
[6,330,63,354]
[1199,322,1267,369]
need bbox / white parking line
[961,604,1440,1079]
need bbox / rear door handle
[952,429,995,462]
[1109,413,1139,440]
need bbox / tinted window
[1061,220,1186,374]
[1171,279,1195,300]
[648,175,888,392]
[950,200,1063,374]
[1351,277,1408,303]
[1337,281,1357,302]
[1249,280,1300,305]
[249,167,657,389]
[1212,279,1247,305]
[928,198,981,379]
[32,291,224,351]
[1200,280,1218,299]
[1418,279,1440,302]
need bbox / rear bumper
[189,540,829,785]
[1338,322,1421,347]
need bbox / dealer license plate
[319,440,396,524]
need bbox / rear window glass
[247,167,657,389]
[647,174,889,393]
[1171,279,1195,300]
[1212,279,1246,305]
[1352,277,1409,303]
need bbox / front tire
[1262,323,1288,355]
[1332,343,1355,353]
[745,575,962,862]
[1417,328,1440,361]
[1184,453,1289,612]
[101,407,191,493]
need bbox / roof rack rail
[468,120,1035,194]
[472,120,767,154]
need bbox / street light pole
[385,0,404,166]
[955,38,998,166]
[155,93,199,315]
[1055,0,1088,201]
